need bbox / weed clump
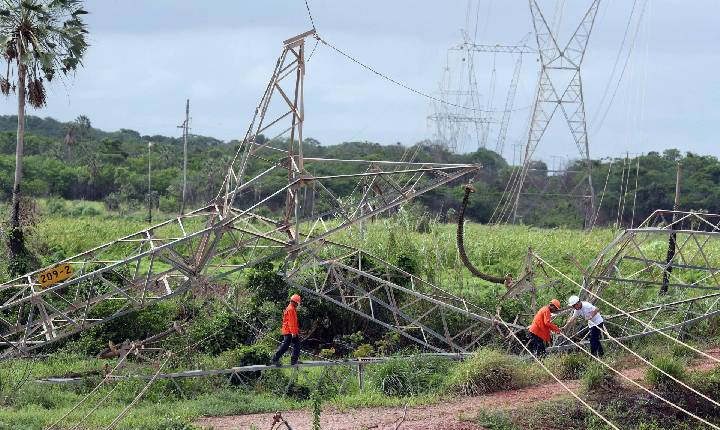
[446,348,531,396]
[370,356,449,397]
[645,355,686,391]
[545,352,590,379]
[581,362,618,393]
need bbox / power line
[590,0,639,124]
[303,0,316,30]
[559,331,720,429]
[592,0,649,133]
[316,35,509,115]
[496,315,620,430]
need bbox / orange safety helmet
[290,294,302,304]
[550,299,561,309]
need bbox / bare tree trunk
[9,55,27,274]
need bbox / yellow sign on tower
[37,264,73,288]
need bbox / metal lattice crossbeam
[555,210,720,349]
[508,0,601,226]
[289,248,523,353]
[0,30,485,357]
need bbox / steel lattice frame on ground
[554,210,720,350]
[0,30,524,357]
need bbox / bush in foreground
[645,355,686,392]
[370,356,450,397]
[545,352,590,380]
[582,362,618,393]
[446,348,534,396]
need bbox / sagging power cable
[559,331,720,429]
[496,314,620,430]
[315,35,515,115]
[457,184,508,284]
[533,252,720,365]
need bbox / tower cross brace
[512,0,601,226]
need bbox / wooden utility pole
[178,99,190,214]
[661,163,682,295]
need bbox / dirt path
[195,350,720,430]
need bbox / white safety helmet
[567,295,580,306]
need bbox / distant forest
[0,115,717,228]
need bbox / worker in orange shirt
[271,294,302,366]
[527,299,562,357]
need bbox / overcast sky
[1,0,718,165]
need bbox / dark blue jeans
[589,323,604,357]
[529,332,547,357]
[272,334,300,364]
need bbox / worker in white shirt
[562,295,605,357]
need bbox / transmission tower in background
[510,0,601,226]
[450,38,535,156]
[428,1,533,154]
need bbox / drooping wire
[593,0,649,133]
[303,0,316,30]
[533,252,720,365]
[590,0,639,125]
[589,158,614,230]
[316,35,507,115]
[495,315,620,430]
[630,155,640,228]
[559,331,720,429]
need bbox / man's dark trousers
[272,334,300,364]
[589,323,604,357]
[528,332,547,357]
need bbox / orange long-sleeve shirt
[281,303,299,335]
[528,305,560,342]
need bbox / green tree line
[0,115,715,228]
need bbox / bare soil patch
[195,350,720,430]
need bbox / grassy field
[0,201,717,429]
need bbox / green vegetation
[446,348,540,395]
[370,356,449,397]
[581,362,618,392]
[0,116,717,231]
[545,352,591,380]
[646,355,688,391]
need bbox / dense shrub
[446,349,532,396]
[46,198,67,215]
[188,306,252,355]
[218,344,272,384]
[370,356,450,397]
[545,352,591,380]
[646,355,687,391]
[68,300,177,355]
[581,362,618,392]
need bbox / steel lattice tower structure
[0,30,527,357]
[511,0,601,226]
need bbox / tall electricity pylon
[0,30,525,357]
[512,0,600,226]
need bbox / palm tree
[0,0,88,275]
[64,114,90,158]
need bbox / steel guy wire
[496,314,620,430]
[532,251,720,365]
[559,331,720,429]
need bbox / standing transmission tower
[449,39,535,156]
[429,1,535,155]
[510,0,600,226]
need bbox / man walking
[528,299,562,357]
[271,294,302,366]
[563,295,604,357]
